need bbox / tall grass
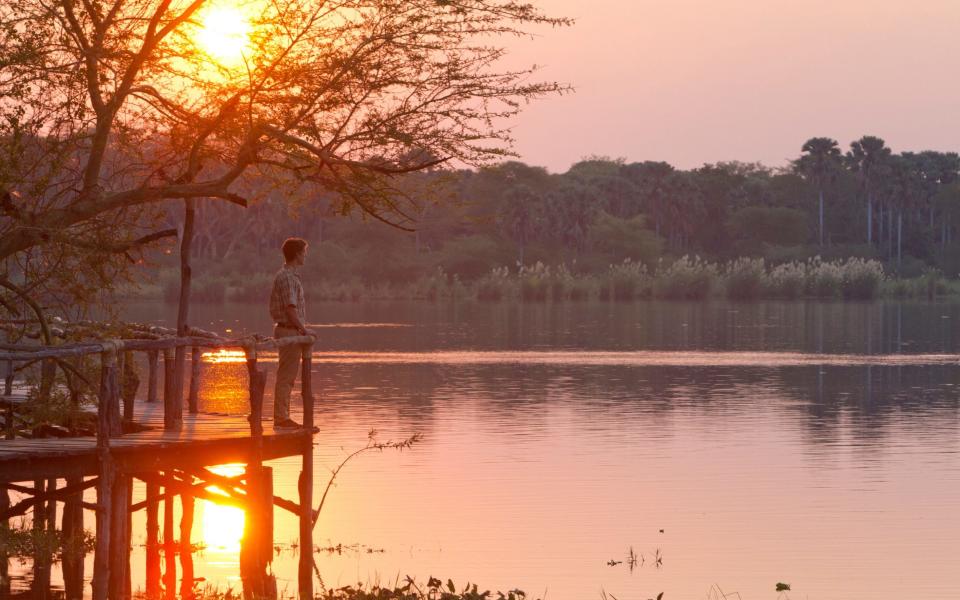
[137,255,935,304]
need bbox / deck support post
[145,482,161,599]
[31,479,51,599]
[92,347,118,600]
[108,474,132,600]
[0,485,8,597]
[163,349,181,431]
[240,346,276,598]
[298,342,315,598]
[163,477,176,600]
[188,347,201,414]
[180,491,195,599]
[62,476,85,599]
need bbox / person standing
[269,237,310,429]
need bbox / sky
[502,0,960,173]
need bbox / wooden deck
[0,393,311,481]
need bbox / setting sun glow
[201,464,246,552]
[195,5,251,67]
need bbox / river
[9,300,960,599]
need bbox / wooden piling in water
[109,474,132,600]
[92,348,117,600]
[180,491,195,599]
[61,475,85,599]
[0,484,8,597]
[188,346,201,414]
[146,482,161,599]
[163,478,176,600]
[299,342,315,598]
[240,346,276,598]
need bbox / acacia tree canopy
[0,0,569,270]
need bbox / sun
[195,5,251,68]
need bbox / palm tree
[846,136,891,245]
[496,185,545,266]
[621,161,675,238]
[797,137,843,247]
[887,153,926,269]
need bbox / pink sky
[504,0,960,172]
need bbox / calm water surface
[16,301,960,598]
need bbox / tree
[0,0,568,306]
[796,137,842,246]
[846,136,891,245]
[726,206,809,254]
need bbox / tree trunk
[175,199,195,428]
[818,188,825,247]
[897,210,903,269]
[866,193,873,245]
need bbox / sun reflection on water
[201,464,246,553]
[202,349,248,364]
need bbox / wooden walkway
[0,399,311,481]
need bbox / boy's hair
[281,237,308,262]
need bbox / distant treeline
[151,135,960,293]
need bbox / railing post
[2,359,11,396]
[298,340,315,599]
[163,347,181,431]
[188,346,201,414]
[92,346,118,600]
[146,350,159,403]
[240,343,274,597]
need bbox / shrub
[723,257,768,300]
[654,256,718,300]
[768,261,806,299]
[804,257,843,298]
[840,258,884,300]
[604,259,649,301]
[518,262,550,302]
[476,267,511,302]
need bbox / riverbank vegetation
[129,255,956,303]
[112,137,960,305]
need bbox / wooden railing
[0,333,315,436]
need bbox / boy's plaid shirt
[269,265,305,325]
